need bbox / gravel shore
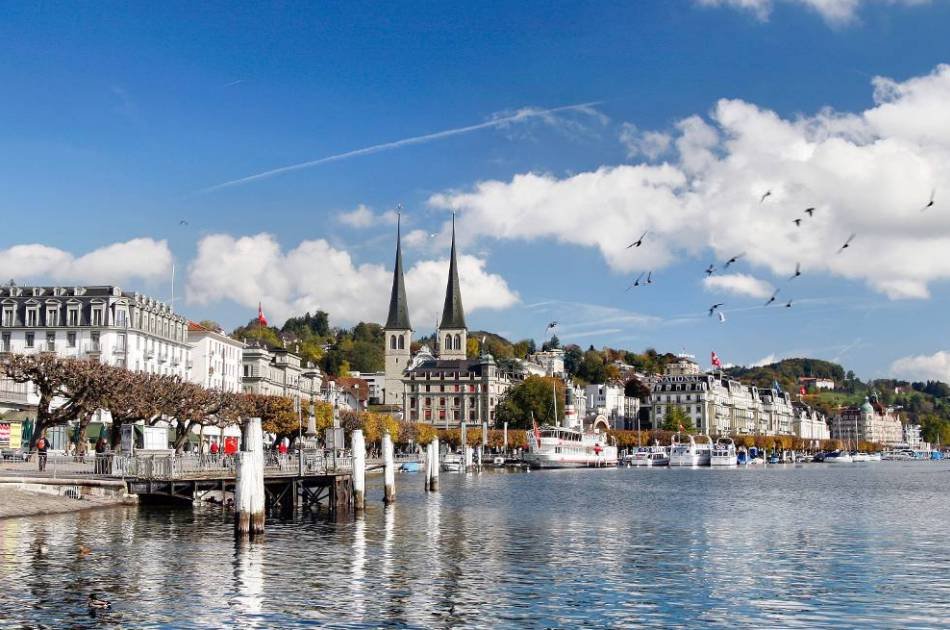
[0,483,135,519]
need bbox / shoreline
[0,477,137,520]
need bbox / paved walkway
[0,483,133,519]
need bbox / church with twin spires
[382,215,512,428]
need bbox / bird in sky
[178,219,189,226]
[646,271,653,285]
[764,289,780,306]
[793,218,802,227]
[760,190,772,203]
[921,188,936,212]
[837,233,857,254]
[724,253,744,268]
[717,311,726,323]
[705,264,716,277]
[546,321,559,330]
[708,303,724,317]
[626,272,645,290]
[790,262,801,280]
[785,300,793,308]
[804,207,815,217]
[626,231,648,249]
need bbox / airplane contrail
[199,100,603,193]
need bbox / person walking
[94,437,108,474]
[36,434,49,472]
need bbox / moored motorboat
[825,450,853,464]
[710,437,738,467]
[669,432,712,467]
[442,453,463,472]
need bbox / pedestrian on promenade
[94,437,108,474]
[210,441,219,456]
[36,434,49,472]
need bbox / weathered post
[464,445,474,471]
[352,429,366,512]
[424,441,432,492]
[382,431,395,504]
[429,437,440,491]
[235,417,265,539]
[503,422,508,452]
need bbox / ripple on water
[1,462,950,628]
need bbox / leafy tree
[624,377,652,400]
[563,345,583,376]
[542,335,561,351]
[467,337,480,359]
[577,348,607,383]
[495,376,565,429]
[231,318,283,349]
[661,405,694,432]
[198,320,223,331]
[282,311,330,338]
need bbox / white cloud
[429,64,950,301]
[337,204,399,228]
[619,123,672,160]
[696,0,929,25]
[186,233,519,326]
[890,350,950,383]
[750,353,778,367]
[704,273,775,299]
[0,238,172,285]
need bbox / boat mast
[552,379,558,427]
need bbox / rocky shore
[0,478,137,519]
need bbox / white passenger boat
[627,443,669,467]
[710,437,738,467]
[825,450,853,464]
[669,433,712,467]
[441,453,463,472]
[851,452,871,463]
[524,423,618,469]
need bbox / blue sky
[2,1,950,381]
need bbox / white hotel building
[187,322,245,393]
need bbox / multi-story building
[585,382,639,429]
[799,376,836,391]
[0,284,190,375]
[831,396,904,446]
[526,348,566,377]
[383,216,514,427]
[349,371,385,405]
[187,322,245,392]
[242,344,321,401]
[791,402,831,442]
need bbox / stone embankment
[0,477,136,519]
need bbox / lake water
[2,462,950,628]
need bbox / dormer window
[46,306,60,327]
[26,307,38,327]
[91,308,103,326]
[1,307,13,327]
[67,307,80,326]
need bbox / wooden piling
[424,441,432,492]
[352,429,366,511]
[382,432,395,504]
[429,438,439,491]
[235,417,265,539]
[464,445,474,471]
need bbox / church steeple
[439,214,466,330]
[385,213,411,331]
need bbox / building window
[67,332,76,347]
[390,335,396,350]
[67,308,79,326]
[1,332,9,352]
[25,332,34,348]
[1,308,13,326]
[454,334,460,350]
[46,308,59,327]
[26,309,38,327]
[398,335,404,350]
[46,332,55,350]
[116,310,127,327]
[92,309,103,326]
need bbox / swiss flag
[257,302,268,327]
[711,351,722,368]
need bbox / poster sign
[0,423,10,446]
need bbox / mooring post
[424,441,432,492]
[429,437,440,491]
[464,445,474,471]
[382,431,395,504]
[352,429,366,512]
[235,417,265,539]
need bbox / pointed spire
[439,213,466,330]
[385,212,411,330]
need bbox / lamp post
[300,370,320,475]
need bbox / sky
[2,0,950,381]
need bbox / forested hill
[725,358,847,393]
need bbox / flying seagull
[837,233,857,254]
[646,271,653,285]
[705,264,716,277]
[708,303,724,317]
[760,190,772,204]
[804,207,815,217]
[724,253,744,268]
[178,219,189,226]
[717,311,726,323]
[785,300,793,308]
[626,272,645,290]
[546,321,559,330]
[790,262,801,280]
[921,188,936,212]
[793,218,802,227]
[764,289,780,307]
[626,231,648,249]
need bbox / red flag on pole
[257,302,268,327]
[711,351,722,368]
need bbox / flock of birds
[624,187,937,323]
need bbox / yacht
[710,437,738,467]
[669,433,712,467]
[627,443,669,467]
[851,452,871,463]
[441,452,463,472]
[825,450,853,464]
[524,424,618,469]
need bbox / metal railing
[0,454,110,478]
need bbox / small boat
[825,450,853,464]
[628,447,651,467]
[710,437,738,467]
[669,433,712,467]
[737,448,749,465]
[768,454,780,464]
[399,461,423,473]
[492,456,506,467]
[851,452,871,463]
[441,453,463,472]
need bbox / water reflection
[2,464,950,627]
